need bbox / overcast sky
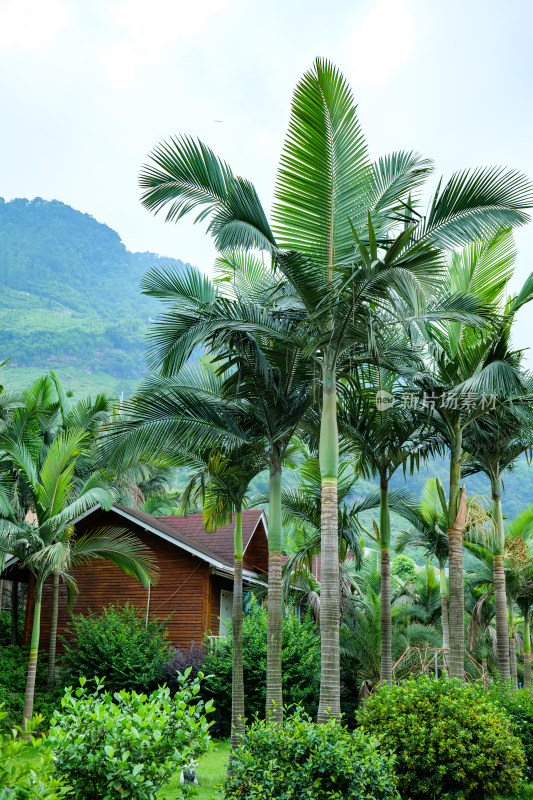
[2,0,532,350]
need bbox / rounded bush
[61,603,172,694]
[49,672,213,800]
[358,677,525,800]
[223,708,399,800]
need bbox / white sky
[1,0,532,351]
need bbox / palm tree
[396,479,450,668]
[506,505,533,688]
[341,557,441,693]
[139,58,533,715]
[465,577,496,689]
[338,373,439,685]
[210,252,312,722]
[413,230,533,680]
[0,430,157,726]
[104,364,265,749]
[462,367,533,680]
[179,440,267,750]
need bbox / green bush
[0,709,68,799]
[358,677,525,800]
[487,681,533,781]
[223,707,399,800]
[0,645,61,732]
[60,603,172,694]
[49,671,213,800]
[0,609,24,647]
[202,604,320,735]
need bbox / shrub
[358,677,525,800]
[163,642,207,689]
[201,604,320,735]
[0,710,68,799]
[0,609,24,647]
[49,671,213,800]
[487,681,533,780]
[0,645,61,732]
[223,707,399,800]
[61,603,172,694]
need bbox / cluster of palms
[3,56,533,748]
[0,372,159,726]
[101,56,533,745]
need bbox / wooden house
[3,503,268,652]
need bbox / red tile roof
[113,504,265,570]
[158,510,264,566]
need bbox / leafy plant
[202,603,320,736]
[61,603,172,694]
[164,642,207,686]
[223,707,399,800]
[0,608,23,647]
[0,645,60,732]
[49,672,213,800]
[0,709,68,799]
[487,682,533,780]
[358,677,525,799]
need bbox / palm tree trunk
[379,474,392,687]
[448,422,466,682]
[510,635,518,689]
[524,611,531,689]
[482,657,488,691]
[492,474,511,682]
[439,565,449,675]
[46,572,60,692]
[266,458,283,723]
[230,510,245,751]
[10,579,19,646]
[23,578,43,728]
[317,356,340,723]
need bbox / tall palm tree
[414,230,533,680]
[338,373,439,685]
[139,58,533,715]
[211,252,312,722]
[179,440,267,750]
[396,479,450,668]
[462,366,533,680]
[0,430,157,726]
[103,364,265,749]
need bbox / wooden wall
[25,513,215,651]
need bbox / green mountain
[0,197,188,396]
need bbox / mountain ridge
[0,197,188,389]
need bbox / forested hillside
[0,197,188,393]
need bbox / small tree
[0,430,157,726]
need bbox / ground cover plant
[48,672,213,800]
[358,677,525,799]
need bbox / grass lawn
[159,739,230,800]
